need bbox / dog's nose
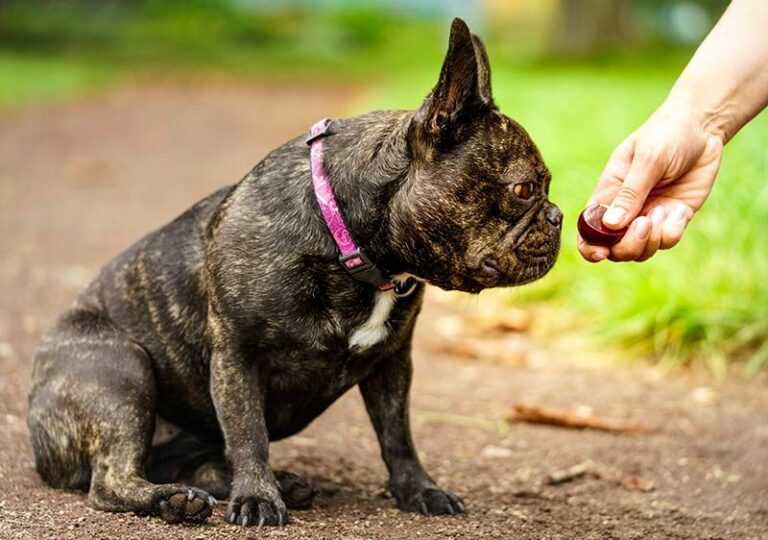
[545,205,563,227]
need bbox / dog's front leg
[359,347,465,516]
[210,344,286,527]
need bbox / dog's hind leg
[147,433,232,500]
[28,307,215,524]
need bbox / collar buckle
[339,250,395,291]
[306,118,333,145]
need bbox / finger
[603,148,663,230]
[608,216,652,262]
[577,234,610,263]
[660,204,690,250]
[636,206,666,262]
[590,139,634,206]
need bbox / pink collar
[307,119,414,295]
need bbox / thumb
[602,150,661,229]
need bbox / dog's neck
[318,110,415,277]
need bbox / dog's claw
[187,489,195,501]
[226,494,286,527]
[446,491,465,514]
[396,486,465,517]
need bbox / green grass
[363,61,768,376]
[0,53,114,109]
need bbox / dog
[28,18,562,527]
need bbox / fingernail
[634,217,651,239]
[649,206,666,226]
[603,206,626,226]
[591,252,607,262]
[671,205,687,223]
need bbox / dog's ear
[471,32,494,107]
[412,18,495,150]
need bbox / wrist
[664,86,734,144]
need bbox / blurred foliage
[0,1,731,71]
[0,0,448,76]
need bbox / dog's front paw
[226,493,287,527]
[156,487,216,524]
[392,486,465,516]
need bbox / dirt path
[1,83,767,540]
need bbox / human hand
[578,98,724,262]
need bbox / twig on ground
[506,404,654,433]
[547,460,597,485]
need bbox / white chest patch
[349,289,397,350]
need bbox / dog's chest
[348,290,397,349]
[263,287,419,394]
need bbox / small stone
[691,386,719,406]
[0,342,15,359]
[481,445,513,459]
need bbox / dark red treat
[577,204,627,246]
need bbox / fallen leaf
[472,307,531,334]
[621,474,655,492]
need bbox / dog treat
[577,203,627,246]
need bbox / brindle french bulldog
[28,18,561,527]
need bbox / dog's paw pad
[158,487,214,524]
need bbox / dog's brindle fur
[28,19,562,527]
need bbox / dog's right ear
[411,18,495,155]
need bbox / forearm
[666,0,768,142]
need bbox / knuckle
[611,241,645,261]
[661,224,686,250]
[608,249,631,262]
[660,235,682,250]
[637,246,659,262]
[614,185,641,203]
[633,147,658,166]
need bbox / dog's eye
[512,182,535,199]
